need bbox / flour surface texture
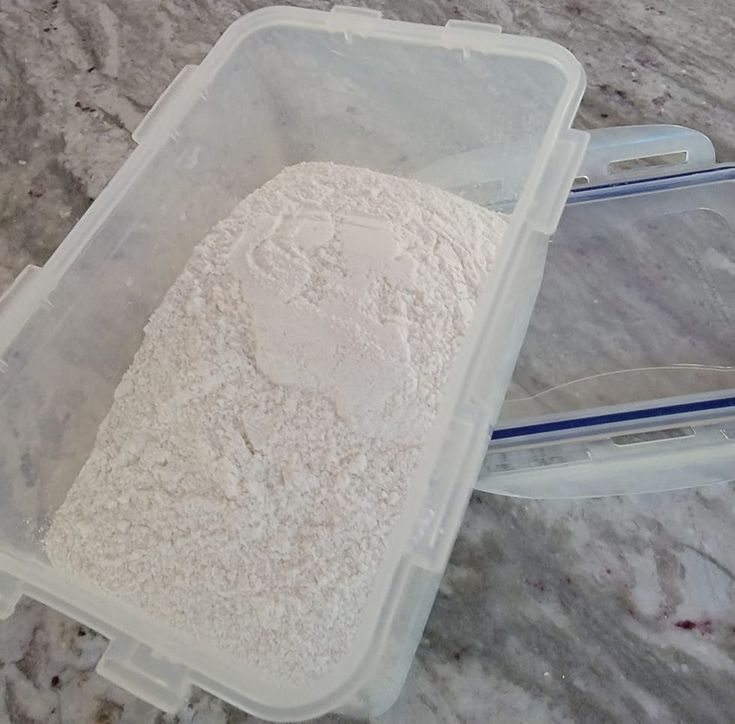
[46,162,507,682]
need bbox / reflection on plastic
[502,364,735,420]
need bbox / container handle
[0,265,46,361]
[574,124,716,187]
[132,65,199,146]
[0,572,22,620]
[96,638,191,714]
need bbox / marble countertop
[1,1,735,723]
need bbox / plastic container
[0,6,586,721]
[481,125,735,499]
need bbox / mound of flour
[46,162,506,682]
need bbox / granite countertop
[1,1,735,723]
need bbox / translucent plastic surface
[482,126,735,501]
[502,171,735,421]
[0,6,585,720]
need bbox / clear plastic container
[0,6,586,720]
[481,125,735,499]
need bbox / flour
[46,162,507,682]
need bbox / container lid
[480,125,735,498]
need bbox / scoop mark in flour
[229,212,419,440]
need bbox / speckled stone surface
[1,1,735,723]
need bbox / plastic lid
[480,125,735,498]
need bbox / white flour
[46,162,506,682]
